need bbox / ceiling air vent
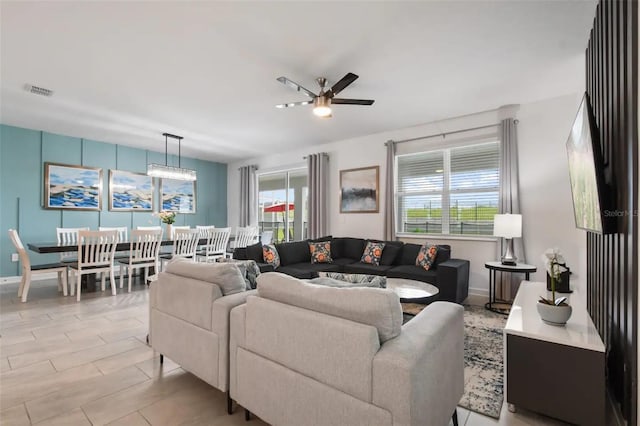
[24,84,54,97]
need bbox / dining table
[28,238,210,292]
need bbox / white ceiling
[1,1,596,163]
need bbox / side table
[484,261,536,315]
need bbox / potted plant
[155,211,176,238]
[537,248,572,325]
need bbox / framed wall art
[161,178,196,213]
[44,162,102,210]
[339,165,379,213]
[109,170,154,211]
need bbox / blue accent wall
[0,124,228,277]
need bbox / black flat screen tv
[566,93,609,234]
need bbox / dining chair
[117,229,163,293]
[8,229,69,302]
[227,226,259,257]
[137,226,162,231]
[68,230,119,301]
[159,228,200,270]
[98,226,128,242]
[170,225,190,240]
[195,225,215,251]
[56,227,89,262]
[197,227,231,263]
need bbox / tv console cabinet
[504,281,605,425]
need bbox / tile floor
[0,278,569,425]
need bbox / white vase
[536,302,572,326]
[165,224,172,239]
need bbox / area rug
[402,303,507,419]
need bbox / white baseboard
[468,286,488,297]
[0,272,58,285]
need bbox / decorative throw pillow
[262,244,280,268]
[309,241,333,264]
[416,243,439,271]
[361,241,386,265]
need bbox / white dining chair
[68,230,119,301]
[159,228,200,270]
[98,226,128,242]
[8,229,69,302]
[117,229,163,293]
[137,226,162,231]
[56,227,89,262]
[227,226,259,257]
[170,225,190,240]
[195,225,215,252]
[197,227,231,263]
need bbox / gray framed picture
[109,170,154,211]
[161,178,196,213]
[44,162,102,210]
[340,165,379,213]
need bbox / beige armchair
[149,259,255,413]
[230,272,464,426]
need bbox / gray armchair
[230,272,464,426]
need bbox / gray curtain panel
[496,118,525,301]
[384,141,396,241]
[307,153,329,239]
[239,165,258,227]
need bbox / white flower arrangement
[540,248,569,306]
[154,210,176,224]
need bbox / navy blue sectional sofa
[233,236,469,304]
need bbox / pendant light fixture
[147,133,197,181]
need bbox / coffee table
[386,277,439,304]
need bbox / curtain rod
[385,121,517,146]
[302,152,328,160]
[237,164,258,171]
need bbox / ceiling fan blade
[276,77,317,99]
[326,73,359,98]
[331,98,375,105]
[275,100,313,109]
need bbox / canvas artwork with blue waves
[46,163,102,210]
[109,170,153,211]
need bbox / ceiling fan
[275,72,375,118]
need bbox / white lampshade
[493,214,522,238]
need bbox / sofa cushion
[368,240,403,266]
[331,257,358,267]
[245,242,264,263]
[386,265,438,285]
[343,262,393,276]
[274,266,318,280]
[165,258,246,295]
[434,244,451,266]
[257,272,402,343]
[309,241,333,264]
[308,235,333,243]
[263,244,281,268]
[399,243,422,266]
[275,240,311,265]
[416,244,439,271]
[285,262,342,273]
[332,237,366,260]
[361,241,385,266]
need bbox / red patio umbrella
[263,203,294,241]
[263,203,294,213]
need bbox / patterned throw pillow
[262,244,280,268]
[309,241,333,264]
[416,243,439,271]
[319,272,387,288]
[361,241,386,266]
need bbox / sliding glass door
[258,168,307,242]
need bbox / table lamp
[494,213,522,265]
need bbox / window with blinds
[396,141,500,236]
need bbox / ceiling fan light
[313,106,332,117]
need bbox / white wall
[228,92,586,297]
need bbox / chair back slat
[77,230,118,269]
[57,227,89,261]
[170,225,190,240]
[129,229,163,263]
[137,226,162,231]
[196,225,216,239]
[8,229,30,270]
[172,229,199,258]
[235,226,259,249]
[210,227,231,254]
